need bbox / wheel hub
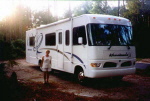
[78,72,84,81]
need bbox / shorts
[40,67,51,72]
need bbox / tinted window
[29,37,35,46]
[59,32,62,44]
[87,24,133,46]
[73,26,87,45]
[45,33,56,46]
[65,30,70,46]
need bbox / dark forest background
[0,0,150,60]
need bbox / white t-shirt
[42,56,51,69]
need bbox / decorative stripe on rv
[33,33,43,54]
[39,48,86,69]
[40,48,70,61]
[65,52,86,69]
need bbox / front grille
[121,61,132,67]
[103,62,117,68]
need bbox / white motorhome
[26,14,136,83]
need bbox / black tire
[38,60,42,66]
[50,69,55,74]
[76,69,86,85]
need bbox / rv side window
[29,37,35,46]
[45,33,56,46]
[73,26,87,45]
[59,32,62,44]
[65,30,70,46]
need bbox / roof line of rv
[36,14,90,30]
[36,14,130,30]
[37,17,72,29]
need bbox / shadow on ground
[29,65,41,71]
[29,65,134,89]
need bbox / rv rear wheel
[38,60,42,66]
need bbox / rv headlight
[90,63,101,67]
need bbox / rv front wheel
[76,70,86,84]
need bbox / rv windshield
[87,24,133,46]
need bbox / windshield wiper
[127,43,130,50]
[108,41,112,50]
[122,38,130,50]
[108,40,130,50]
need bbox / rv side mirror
[78,37,83,44]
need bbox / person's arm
[41,56,44,67]
[50,56,51,64]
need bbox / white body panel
[26,14,136,78]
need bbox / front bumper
[86,67,136,78]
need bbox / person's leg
[46,70,49,83]
[44,71,46,83]
[47,71,49,83]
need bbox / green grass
[136,58,143,61]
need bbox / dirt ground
[3,59,150,101]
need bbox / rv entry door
[57,30,64,69]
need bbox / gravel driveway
[5,59,150,100]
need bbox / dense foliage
[124,0,150,58]
[0,39,25,60]
[0,0,150,60]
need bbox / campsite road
[5,59,150,100]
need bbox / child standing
[41,50,51,84]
